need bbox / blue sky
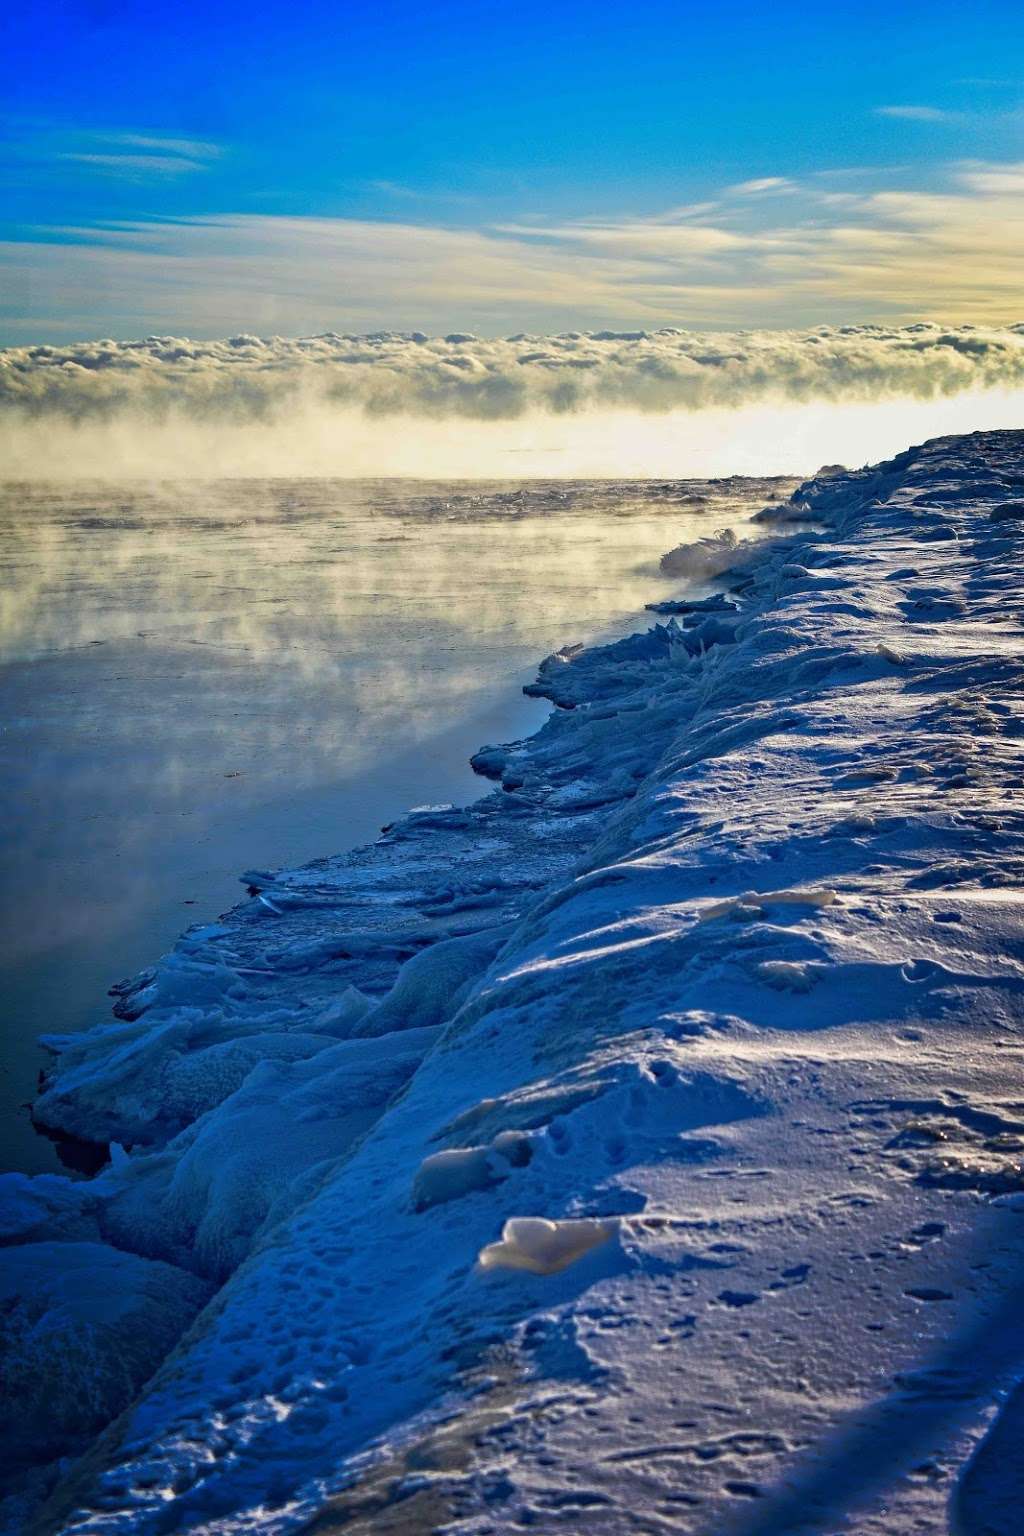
[1,0,1022,340]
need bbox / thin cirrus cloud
[0,158,1022,343]
[874,105,964,123]
[18,125,223,179]
[727,177,799,195]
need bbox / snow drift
[4,431,1024,1535]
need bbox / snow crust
[5,430,1024,1534]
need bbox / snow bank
[6,429,1024,1535]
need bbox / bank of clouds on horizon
[4,324,1024,426]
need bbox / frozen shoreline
[5,431,1024,1534]
[0,472,786,1177]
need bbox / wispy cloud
[5,123,223,180]
[60,152,211,178]
[1,159,1023,341]
[728,177,798,195]
[101,133,222,158]
[60,130,222,179]
[359,179,477,205]
[875,105,964,123]
[959,160,1024,194]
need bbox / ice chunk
[411,1130,532,1211]
[698,888,838,923]
[478,1216,618,1275]
[33,1016,336,1148]
[0,1242,211,1476]
[355,925,510,1038]
[659,528,737,580]
[755,959,824,993]
[313,985,373,1035]
[102,1028,437,1281]
[0,1173,100,1244]
[412,1146,497,1210]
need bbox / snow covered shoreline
[5,430,1024,1534]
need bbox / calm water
[0,475,794,1172]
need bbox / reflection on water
[0,475,795,1172]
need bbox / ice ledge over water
[5,431,1024,1534]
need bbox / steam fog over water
[0,474,794,1172]
[4,325,1024,479]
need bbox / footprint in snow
[716,1289,761,1308]
[902,958,940,983]
[905,1221,947,1247]
[768,1263,811,1291]
[548,1119,572,1154]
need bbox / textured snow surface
[5,430,1024,1534]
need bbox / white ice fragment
[698,888,838,924]
[412,1146,495,1210]
[478,1216,618,1275]
[412,1131,531,1211]
[660,528,738,580]
[755,960,824,993]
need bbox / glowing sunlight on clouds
[3,326,1024,479]
[2,158,1022,341]
[3,157,1023,478]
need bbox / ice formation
[478,1217,619,1275]
[4,430,1024,1534]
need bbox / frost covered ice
[5,430,1024,1534]
[477,1216,620,1275]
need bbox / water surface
[0,475,794,1171]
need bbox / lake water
[0,474,795,1172]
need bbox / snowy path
[5,430,1024,1535]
